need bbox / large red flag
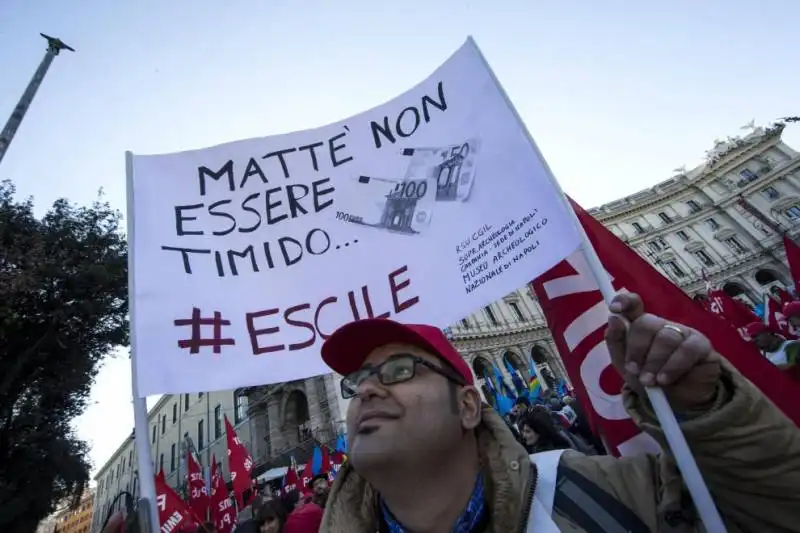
[210,455,236,533]
[186,449,210,521]
[531,201,800,456]
[765,295,797,339]
[155,472,196,532]
[784,235,800,295]
[224,416,254,508]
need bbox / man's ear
[459,386,483,430]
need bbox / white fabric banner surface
[128,38,581,396]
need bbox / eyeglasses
[341,353,466,399]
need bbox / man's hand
[605,292,721,412]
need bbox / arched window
[754,269,781,286]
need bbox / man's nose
[355,373,389,400]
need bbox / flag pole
[127,151,161,533]
[466,37,726,531]
[763,292,770,326]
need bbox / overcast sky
[1,0,798,476]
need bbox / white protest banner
[128,38,581,396]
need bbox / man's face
[311,477,329,495]
[754,332,779,351]
[345,342,478,471]
[511,403,526,418]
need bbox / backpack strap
[553,464,651,533]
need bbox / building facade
[52,489,94,533]
[89,390,252,533]
[91,122,800,530]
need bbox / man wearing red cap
[745,321,800,370]
[319,292,800,532]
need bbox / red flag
[707,289,759,333]
[210,455,236,533]
[329,449,347,481]
[299,455,315,495]
[155,472,196,532]
[224,416,254,508]
[784,235,800,295]
[531,200,800,456]
[765,296,797,340]
[280,456,301,495]
[186,449,210,521]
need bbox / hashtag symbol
[174,308,236,354]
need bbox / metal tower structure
[0,34,75,165]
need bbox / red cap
[744,322,774,338]
[783,301,800,318]
[321,318,474,385]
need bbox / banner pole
[763,292,770,325]
[466,37,726,531]
[127,150,161,533]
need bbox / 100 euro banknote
[400,138,480,202]
[334,175,436,235]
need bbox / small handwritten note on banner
[128,38,581,396]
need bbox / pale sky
[1,0,798,477]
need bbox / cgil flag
[224,416,254,508]
[531,199,800,457]
[210,455,236,533]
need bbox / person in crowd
[561,395,606,455]
[234,493,271,533]
[745,321,800,369]
[283,492,324,533]
[308,473,331,509]
[510,397,530,421]
[254,498,288,533]
[517,408,573,454]
[280,489,302,515]
[783,301,800,334]
[319,292,800,532]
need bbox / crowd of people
[102,291,800,532]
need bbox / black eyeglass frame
[340,353,467,399]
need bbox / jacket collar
[321,408,534,533]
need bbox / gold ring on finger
[662,324,686,339]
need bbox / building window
[724,236,747,254]
[739,168,758,181]
[665,261,686,278]
[785,205,800,220]
[706,218,720,231]
[159,453,164,473]
[460,318,470,329]
[676,230,689,242]
[658,212,672,224]
[762,186,780,200]
[632,222,645,234]
[509,301,526,322]
[172,403,177,423]
[161,414,166,435]
[152,425,157,444]
[647,241,661,253]
[692,249,715,267]
[198,420,205,450]
[484,306,499,326]
[234,394,248,424]
[687,200,701,213]
[198,392,204,400]
[214,405,222,439]
[184,393,189,411]
[170,444,176,472]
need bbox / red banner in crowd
[186,449,210,522]
[280,456,301,496]
[210,455,236,533]
[155,472,196,533]
[224,416,254,507]
[707,289,759,339]
[531,200,800,455]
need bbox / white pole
[127,151,161,533]
[467,37,726,532]
[763,292,770,325]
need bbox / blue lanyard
[380,474,487,533]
